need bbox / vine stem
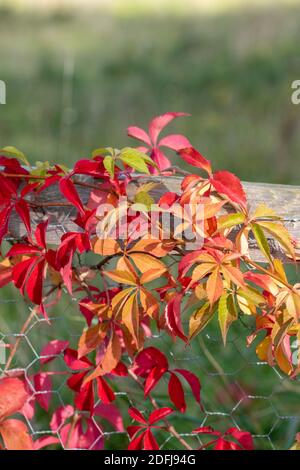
[3,308,37,374]
[128,369,193,450]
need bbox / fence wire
[0,282,299,451]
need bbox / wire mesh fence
[1,277,299,450]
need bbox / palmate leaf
[119,147,156,173]
[256,220,295,259]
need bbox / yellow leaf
[252,204,281,220]
[104,269,137,286]
[257,221,295,259]
[189,302,212,340]
[129,252,167,275]
[121,292,140,346]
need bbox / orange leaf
[140,288,159,319]
[129,253,167,274]
[84,331,121,383]
[78,323,109,358]
[0,378,29,421]
[121,292,140,346]
[93,238,121,256]
[104,270,137,286]
[206,268,223,307]
[140,268,167,284]
[128,238,176,257]
[0,419,33,450]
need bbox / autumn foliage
[0,112,299,450]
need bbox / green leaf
[218,293,237,345]
[0,146,29,166]
[119,147,156,173]
[237,286,266,307]
[218,212,245,230]
[134,191,155,210]
[251,222,272,263]
[30,161,50,178]
[257,221,295,259]
[103,155,115,178]
[92,147,114,158]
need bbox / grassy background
[0,0,299,450]
[0,1,300,183]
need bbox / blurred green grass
[0,1,300,450]
[0,4,300,183]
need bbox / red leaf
[128,430,146,450]
[64,348,92,370]
[226,427,254,450]
[94,403,124,432]
[159,134,191,151]
[0,205,12,244]
[211,171,247,209]
[127,425,143,438]
[192,426,221,436]
[7,244,41,257]
[134,347,169,375]
[150,147,171,172]
[97,377,115,404]
[159,192,179,208]
[15,199,31,236]
[165,293,188,342]
[67,371,86,392]
[59,177,85,214]
[128,407,147,425]
[26,258,45,305]
[144,429,159,450]
[148,407,173,425]
[0,378,29,421]
[168,373,186,412]
[33,435,60,450]
[144,366,166,396]
[111,362,128,376]
[34,220,48,249]
[178,147,212,174]
[214,437,237,450]
[127,126,151,146]
[50,405,74,432]
[149,112,190,145]
[75,382,94,415]
[12,257,36,293]
[174,369,201,405]
[33,373,52,411]
[40,340,69,364]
